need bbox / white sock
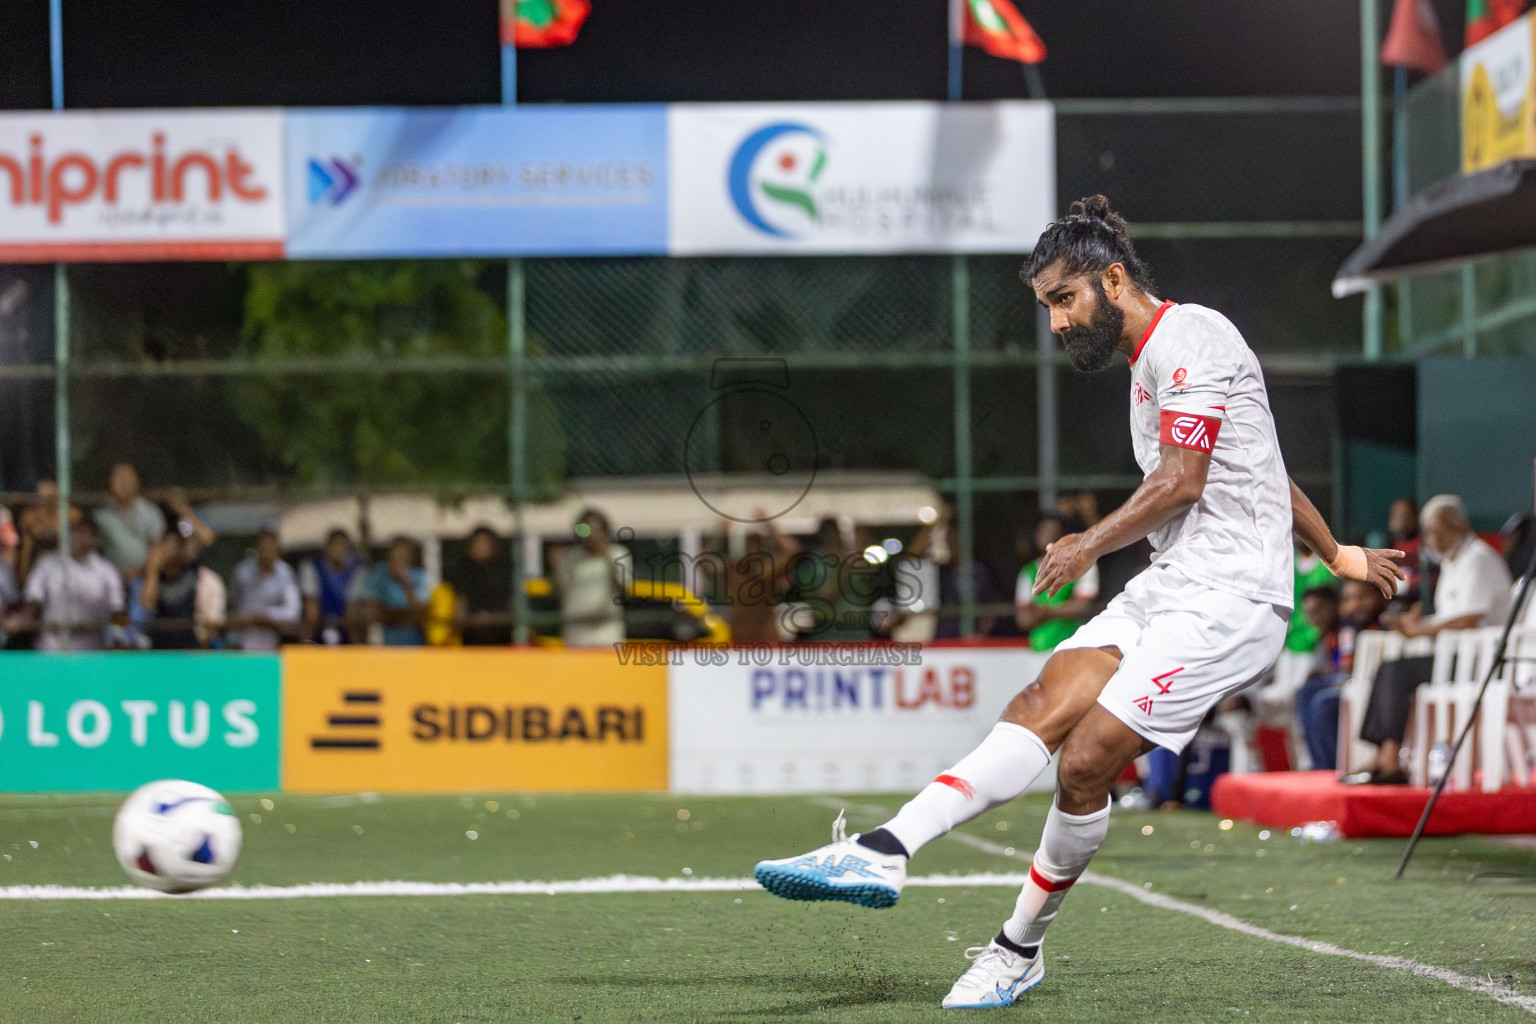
[1002,796,1112,948]
[880,722,1051,857]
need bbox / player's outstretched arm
[1034,443,1210,598]
[1288,477,1403,599]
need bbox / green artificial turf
[0,790,1533,1023]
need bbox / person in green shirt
[1015,515,1100,652]
[1285,541,1337,652]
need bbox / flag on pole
[500,0,590,48]
[1465,0,1527,46]
[1382,0,1447,72]
[962,0,1046,64]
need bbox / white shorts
[1055,562,1289,753]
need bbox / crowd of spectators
[21,471,1524,684]
[0,462,550,652]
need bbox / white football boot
[941,940,1046,1009]
[753,811,907,909]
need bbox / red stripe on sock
[1029,863,1076,893]
[934,774,976,800]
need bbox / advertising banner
[0,653,281,792]
[284,106,669,258]
[0,110,286,262]
[668,646,1053,794]
[282,648,667,793]
[1461,11,1536,173]
[667,101,1054,255]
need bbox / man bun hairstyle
[1024,194,1155,293]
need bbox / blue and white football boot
[940,940,1046,1009]
[753,811,906,909]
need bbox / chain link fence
[0,101,1374,641]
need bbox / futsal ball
[112,779,243,893]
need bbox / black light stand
[1395,541,1536,879]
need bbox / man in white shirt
[1352,493,1514,783]
[553,509,628,648]
[23,519,125,651]
[754,196,1405,1009]
[229,529,302,651]
[93,463,167,582]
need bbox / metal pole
[507,260,530,645]
[1392,65,1412,347]
[501,3,528,642]
[53,266,71,651]
[49,0,64,108]
[500,11,517,104]
[947,0,964,104]
[1360,0,1384,360]
[952,256,975,637]
[1461,264,1477,357]
[1036,305,1057,514]
[947,0,976,636]
[50,0,72,651]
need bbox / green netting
[527,256,954,358]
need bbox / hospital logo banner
[666,101,1055,256]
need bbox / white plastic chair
[1338,630,1392,774]
[1410,630,1477,787]
[1476,626,1536,792]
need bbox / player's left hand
[1361,547,1407,600]
[1033,532,1094,598]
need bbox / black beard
[1060,290,1126,372]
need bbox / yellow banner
[1461,11,1536,173]
[281,648,666,793]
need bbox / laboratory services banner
[0,109,286,262]
[0,653,281,792]
[284,106,669,258]
[281,648,667,793]
[667,646,1053,794]
[666,101,1055,255]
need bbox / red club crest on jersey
[1159,410,1220,452]
[1172,368,1187,384]
[1133,382,1150,406]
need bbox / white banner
[0,110,286,261]
[667,101,1055,255]
[668,646,1053,794]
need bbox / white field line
[810,797,1536,1014]
[946,820,1536,1015]
[0,872,1040,902]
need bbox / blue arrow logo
[307,157,361,205]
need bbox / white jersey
[1127,302,1292,609]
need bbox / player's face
[1033,267,1125,373]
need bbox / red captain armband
[1159,409,1221,452]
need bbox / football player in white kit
[754,196,1404,1009]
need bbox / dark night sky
[0,0,1468,110]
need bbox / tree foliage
[238,260,564,492]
